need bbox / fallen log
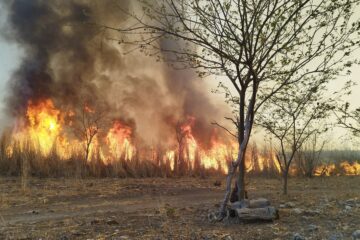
[235,206,279,221]
[230,198,271,209]
[249,198,271,208]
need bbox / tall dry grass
[0,134,225,178]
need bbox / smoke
[0,0,229,148]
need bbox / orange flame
[11,99,69,156]
[7,98,360,176]
[106,120,135,162]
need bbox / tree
[335,102,360,136]
[258,82,331,194]
[175,120,186,175]
[74,101,107,163]
[107,0,360,217]
[296,132,327,178]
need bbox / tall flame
[8,99,70,156]
[106,120,135,162]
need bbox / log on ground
[235,206,279,221]
[230,198,271,209]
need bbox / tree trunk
[218,117,250,217]
[85,142,91,163]
[283,170,288,195]
[237,152,246,200]
[237,90,246,201]
[173,154,178,175]
[218,94,255,220]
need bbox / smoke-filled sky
[0,0,233,151]
[0,1,359,149]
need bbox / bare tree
[258,82,331,194]
[74,101,107,164]
[296,132,327,178]
[105,0,360,217]
[175,120,186,175]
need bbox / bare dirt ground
[0,176,359,240]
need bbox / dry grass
[0,135,223,178]
[0,176,359,239]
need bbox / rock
[345,205,352,211]
[118,236,130,240]
[353,230,360,240]
[90,219,100,225]
[106,219,119,225]
[346,198,358,206]
[230,200,249,209]
[214,180,221,187]
[328,232,343,240]
[342,225,350,231]
[293,233,305,240]
[207,212,218,222]
[307,224,319,232]
[223,235,233,240]
[59,236,69,240]
[27,210,39,215]
[303,209,321,216]
[279,204,286,208]
[293,208,303,214]
[286,202,296,208]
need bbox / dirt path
[1,188,222,225]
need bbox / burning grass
[0,98,359,178]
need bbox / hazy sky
[0,7,23,129]
[0,4,359,149]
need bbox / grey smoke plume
[1,0,229,149]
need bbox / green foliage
[257,79,333,172]
[336,102,360,137]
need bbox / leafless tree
[104,0,360,217]
[74,101,107,164]
[175,120,186,175]
[296,132,327,178]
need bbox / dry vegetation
[0,133,222,178]
[0,176,359,240]
[1,133,359,179]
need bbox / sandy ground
[0,176,359,240]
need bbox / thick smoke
[1,0,229,149]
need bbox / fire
[27,99,62,152]
[247,151,282,175]
[165,150,175,170]
[201,142,232,170]
[175,118,236,173]
[5,97,360,177]
[257,156,265,172]
[12,99,67,156]
[340,161,360,175]
[314,162,360,176]
[314,164,337,176]
[106,120,135,162]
